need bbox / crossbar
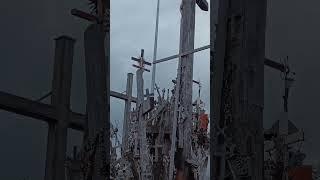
[110,90,137,103]
[153,45,210,64]
[0,91,85,131]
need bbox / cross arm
[110,90,137,103]
[71,9,98,22]
[131,57,152,66]
[0,91,85,131]
[132,64,151,72]
[196,0,209,11]
[153,45,210,64]
[264,58,286,72]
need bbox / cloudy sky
[0,0,319,179]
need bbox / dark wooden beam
[110,90,137,103]
[0,91,85,131]
[71,9,97,22]
[264,58,286,72]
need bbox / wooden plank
[131,57,140,61]
[153,45,210,64]
[132,64,150,72]
[131,57,152,66]
[84,24,109,180]
[50,36,75,180]
[110,90,137,103]
[0,91,56,122]
[122,73,133,154]
[0,91,85,130]
[264,58,286,72]
[179,0,196,164]
[210,0,230,178]
[136,68,152,179]
[71,9,97,22]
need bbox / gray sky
[0,0,319,179]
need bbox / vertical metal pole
[151,0,160,96]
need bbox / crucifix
[264,57,302,180]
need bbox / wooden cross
[168,0,208,179]
[0,36,86,180]
[131,49,152,72]
[121,73,134,154]
[0,35,137,180]
[132,49,153,179]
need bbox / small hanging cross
[131,49,152,72]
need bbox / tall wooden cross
[168,0,208,179]
[131,49,153,180]
[0,36,87,180]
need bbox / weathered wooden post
[210,0,229,178]
[132,49,152,179]
[168,0,208,179]
[211,0,267,179]
[122,73,133,154]
[84,23,109,180]
[44,36,75,180]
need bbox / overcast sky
[0,0,319,179]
